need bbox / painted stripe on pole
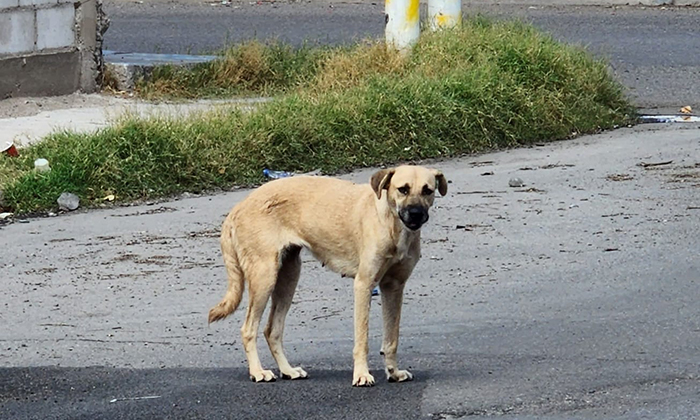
[428,0,462,31]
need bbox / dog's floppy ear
[370,168,395,199]
[433,170,448,196]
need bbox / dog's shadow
[1,366,429,419]
[218,368,429,416]
[218,367,429,387]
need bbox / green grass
[0,18,635,214]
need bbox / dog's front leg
[352,273,377,387]
[380,277,413,383]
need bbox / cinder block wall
[0,0,109,98]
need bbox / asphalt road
[2,123,699,419]
[101,1,700,109]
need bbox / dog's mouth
[399,207,429,231]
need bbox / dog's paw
[352,372,376,387]
[386,368,413,383]
[250,369,277,383]
[281,366,308,380]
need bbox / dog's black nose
[407,207,425,220]
[400,206,429,230]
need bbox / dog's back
[232,176,372,273]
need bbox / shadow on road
[1,366,428,419]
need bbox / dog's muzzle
[399,206,429,231]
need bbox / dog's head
[370,165,448,231]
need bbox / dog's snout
[399,206,429,230]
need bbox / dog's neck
[375,193,420,258]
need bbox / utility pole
[385,0,421,52]
[428,0,462,31]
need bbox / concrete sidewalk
[0,94,268,148]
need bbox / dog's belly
[305,243,359,278]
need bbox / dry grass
[136,40,333,99]
[312,42,406,92]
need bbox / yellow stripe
[406,0,419,24]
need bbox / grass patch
[136,40,335,99]
[0,18,635,214]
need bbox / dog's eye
[397,186,410,195]
[422,185,434,196]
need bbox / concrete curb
[104,51,217,91]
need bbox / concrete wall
[0,0,109,98]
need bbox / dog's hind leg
[241,257,278,383]
[264,246,308,380]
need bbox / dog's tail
[208,217,245,324]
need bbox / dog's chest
[386,230,417,263]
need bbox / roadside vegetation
[134,41,334,99]
[0,17,635,214]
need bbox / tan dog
[209,165,447,386]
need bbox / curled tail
[208,217,245,324]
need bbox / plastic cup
[34,158,51,172]
[2,142,19,157]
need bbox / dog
[208,165,447,386]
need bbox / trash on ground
[606,174,634,181]
[637,160,673,168]
[516,187,546,193]
[103,194,116,202]
[2,142,19,157]
[680,105,692,114]
[469,161,495,167]
[109,395,161,403]
[508,177,525,187]
[263,169,293,179]
[57,192,80,211]
[371,287,379,296]
[455,190,493,195]
[540,163,575,169]
[455,223,493,231]
[34,158,51,173]
[0,212,13,220]
[638,115,700,123]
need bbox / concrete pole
[428,0,462,31]
[385,0,421,52]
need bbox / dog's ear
[433,170,448,196]
[370,168,395,199]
